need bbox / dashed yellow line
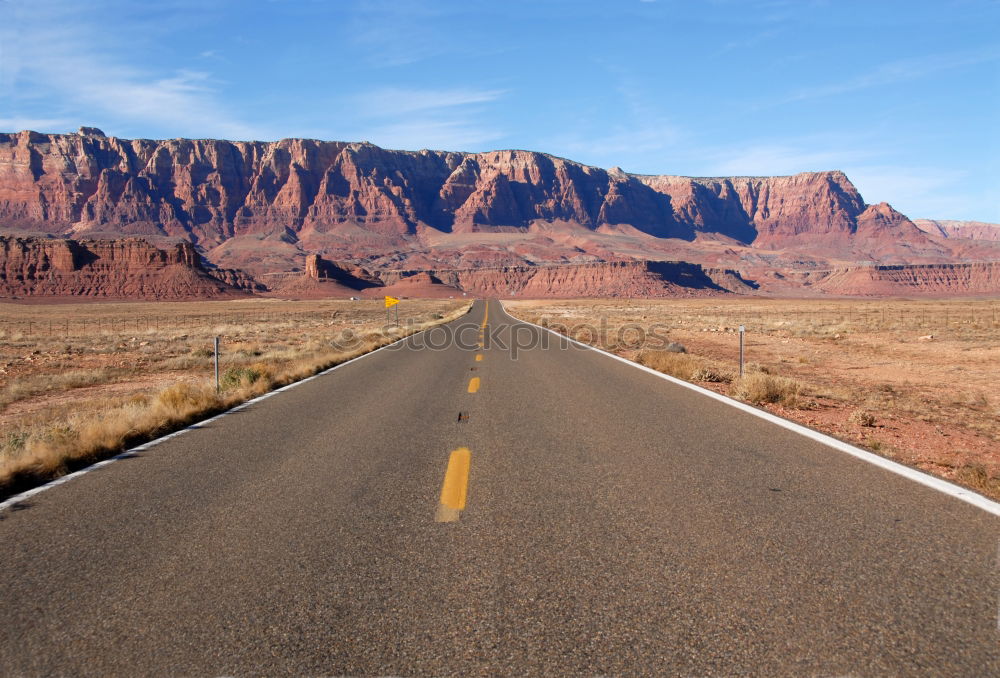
[467,377,480,393]
[475,354,483,361]
[476,302,488,350]
[435,447,471,522]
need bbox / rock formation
[205,266,267,293]
[913,219,1000,242]
[378,261,755,298]
[805,262,1000,296]
[0,129,935,257]
[259,253,383,298]
[367,272,463,299]
[0,236,245,299]
[0,128,996,298]
[304,253,379,287]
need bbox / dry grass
[732,372,802,407]
[636,350,700,380]
[639,348,803,406]
[0,299,470,498]
[954,465,1000,499]
[506,297,1000,500]
[0,367,128,408]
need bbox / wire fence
[531,302,1000,338]
[673,305,1000,334]
[0,309,383,341]
[1,302,998,339]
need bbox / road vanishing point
[1,300,998,676]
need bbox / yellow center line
[467,376,480,393]
[435,447,471,522]
[476,302,488,349]
[475,354,483,361]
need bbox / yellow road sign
[384,296,399,308]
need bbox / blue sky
[1,0,997,221]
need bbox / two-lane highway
[1,300,998,676]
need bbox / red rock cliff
[379,261,754,297]
[0,129,928,254]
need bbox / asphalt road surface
[1,300,998,676]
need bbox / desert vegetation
[507,298,1000,500]
[0,298,469,498]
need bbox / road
[1,299,998,676]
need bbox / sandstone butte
[0,127,998,300]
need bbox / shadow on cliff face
[715,218,757,245]
[611,183,697,241]
[66,239,100,268]
[646,261,727,290]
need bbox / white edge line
[0,321,450,514]
[499,300,1000,519]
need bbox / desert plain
[3,295,999,502]
[0,298,468,497]
[505,297,1000,500]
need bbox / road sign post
[738,325,745,377]
[385,296,400,325]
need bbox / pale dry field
[506,298,1000,500]
[0,298,469,497]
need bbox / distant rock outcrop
[367,271,462,299]
[0,236,245,299]
[2,233,996,299]
[254,253,384,299]
[379,261,754,298]
[206,266,266,293]
[804,262,1000,296]
[303,254,380,287]
[914,219,1000,242]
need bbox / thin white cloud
[348,0,453,68]
[704,0,829,24]
[702,142,878,177]
[354,119,505,152]
[346,84,507,151]
[0,117,71,132]
[0,1,265,139]
[554,123,681,161]
[716,28,782,56]
[546,69,681,166]
[779,48,1000,105]
[353,87,506,118]
[697,138,996,220]
[843,165,985,221]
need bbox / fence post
[214,336,220,392]
[739,325,745,377]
